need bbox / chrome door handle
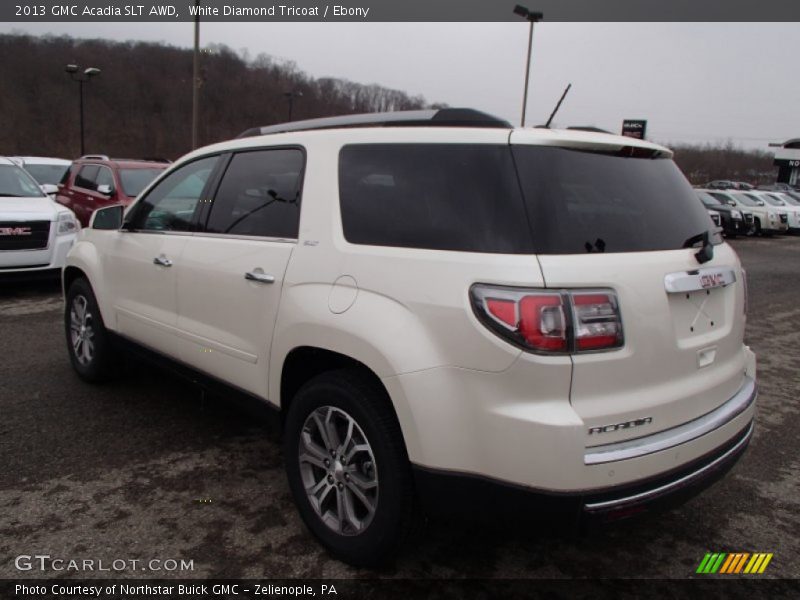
[244,271,275,284]
[153,256,173,267]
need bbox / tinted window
[697,191,722,208]
[119,168,165,197]
[763,194,784,206]
[24,164,69,185]
[0,164,46,198]
[129,156,218,232]
[205,149,304,238]
[75,165,99,190]
[708,192,737,206]
[732,193,759,207]
[95,167,114,191]
[513,146,717,254]
[338,144,531,253]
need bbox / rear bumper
[414,421,753,527]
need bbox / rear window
[338,143,715,255]
[338,144,532,253]
[512,146,716,254]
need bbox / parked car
[63,109,756,566]
[705,180,736,190]
[704,180,753,191]
[56,155,168,226]
[705,190,788,236]
[761,192,800,233]
[0,157,80,278]
[10,156,71,197]
[696,190,753,237]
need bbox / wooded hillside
[0,33,432,160]
[669,141,776,186]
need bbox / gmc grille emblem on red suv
[0,227,32,236]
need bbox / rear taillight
[471,285,623,354]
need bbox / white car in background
[10,156,71,197]
[0,157,80,278]
[705,189,788,236]
[762,192,800,233]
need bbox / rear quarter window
[338,144,532,253]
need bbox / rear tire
[284,370,415,566]
[65,277,119,382]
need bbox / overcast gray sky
[3,21,797,150]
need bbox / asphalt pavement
[0,236,798,581]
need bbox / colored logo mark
[696,552,773,574]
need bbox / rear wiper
[683,230,713,264]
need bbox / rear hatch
[509,131,748,446]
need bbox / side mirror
[91,204,124,230]
[757,200,765,206]
[40,183,59,196]
[97,184,114,196]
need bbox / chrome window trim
[190,232,298,244]
[584,376,756,465]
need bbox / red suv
[56,155,168,226]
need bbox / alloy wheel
[298,406,379,536]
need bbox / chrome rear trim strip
[584,376,756,465]
[584,422,753,512]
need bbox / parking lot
[0,236,798,580]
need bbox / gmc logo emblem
[0,227,32,236]
[589,417,653,435]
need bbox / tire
[753,218,762,237]
[64,277,119,382]
[284,369,415,566]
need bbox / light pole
[284,91,303,121]
[192,0,200,149]
[513,5,543,127]
[65,64,101,156]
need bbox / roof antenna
[544,83,571,129]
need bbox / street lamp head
[84,67,101,78]
[65,64,79,74]
[513,5,543,21]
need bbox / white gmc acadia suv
[63,109,757,566]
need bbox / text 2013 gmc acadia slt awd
[63,109,757,566]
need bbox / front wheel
[284,370,415,566]
[65,277,119,382]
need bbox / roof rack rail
[236,108,512,139]
[79,154,110,161]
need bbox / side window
[205,149,304,238]
[338,144,531,253]
[95,167,114,191]
[75,165,99,191]
[129,156,218,232]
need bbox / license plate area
[668,286,729,341]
